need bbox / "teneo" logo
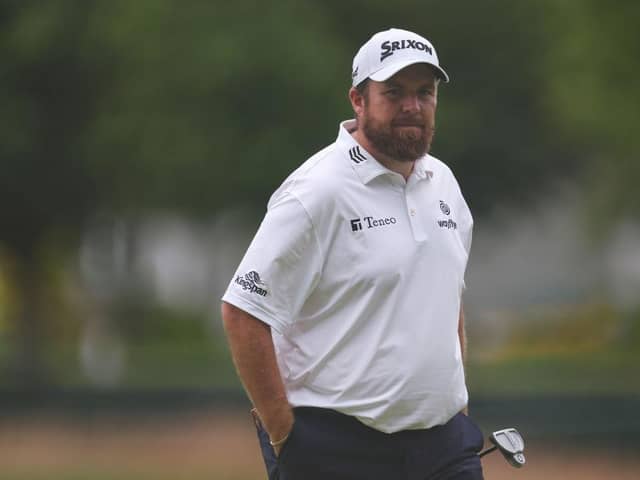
[351,216,397,232]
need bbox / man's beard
[361,111,433,162]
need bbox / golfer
[222,27,484,480]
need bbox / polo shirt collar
[413,156,434,181]
[337,119,434,184]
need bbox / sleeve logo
[235,270,268,297]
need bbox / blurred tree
[540,0,640,230]
[0,0,115,386]
[0,0,353,387]
[82,0,350,214]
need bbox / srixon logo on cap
[380,39,433,61]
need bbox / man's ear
[349,87,365,118]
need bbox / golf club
[479,427,526,468]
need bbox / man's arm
[458,304,469,415]
[221,301,293,451]
[458,305,467,364]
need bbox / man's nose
[401,94,421,112]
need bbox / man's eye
[385,89,400,96]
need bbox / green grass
[4,300,640,396]
[468,349,640,395]
[467,304,640,395]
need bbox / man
[221,28,483,480]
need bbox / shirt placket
[404,176,428,242]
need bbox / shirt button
[410,209,416,216]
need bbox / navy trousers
[254,407,485,480]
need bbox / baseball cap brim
[369,59,450,83]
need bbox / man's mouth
[392,118,425,128]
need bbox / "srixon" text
[380,39,433,61]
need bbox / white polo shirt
[222,119,473,433]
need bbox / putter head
[489,428,526,468]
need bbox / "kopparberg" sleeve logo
[235,270,268,297]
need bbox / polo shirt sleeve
[459,198,473,256]
[456,191,473,291]
[221,192,323,334]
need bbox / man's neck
[351,129,415,181]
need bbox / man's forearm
[458,305,469,414]
[458,306,467,364]
[221,302,293,442]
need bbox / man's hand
[261,404,295,456]
[221,302,294,456]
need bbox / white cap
[351,28,449,87]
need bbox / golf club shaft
[478,445,497,457]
